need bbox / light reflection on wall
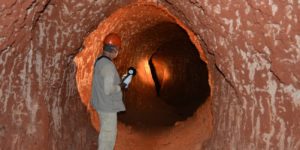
[137,58,155,86]
[152,57,170,87]
[137,57,171,88]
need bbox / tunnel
[75,4,213,149]
[2,0,300,149]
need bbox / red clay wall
[0,0,299,149]
[160,1,300,149]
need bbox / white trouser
[97,111,117,150]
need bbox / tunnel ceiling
[1,0,300,150]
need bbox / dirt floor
[112,97,213,150]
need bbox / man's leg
[97,111,117,150]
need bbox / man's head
[103,33,121,59]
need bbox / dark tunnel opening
[117,22,210,130]
[151,39,210,119]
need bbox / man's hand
[120,83,127,91]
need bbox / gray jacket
[91,56,125,112]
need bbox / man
[91,33,125,150]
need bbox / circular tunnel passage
[75,3,213,149]
[116,22,210,129]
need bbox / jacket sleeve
[101,63,120,95]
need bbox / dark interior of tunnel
[1,1,299,149]
[116,22,210,130]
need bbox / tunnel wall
[0,0,300,150]
[0,0,133,149]
[159,1,300,149]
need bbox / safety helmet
[103,33,121,48]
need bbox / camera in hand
[121,67,137,89]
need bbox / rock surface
[0,0,299,149]
[160,1,300,149]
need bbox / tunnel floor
[115,97,212,150]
